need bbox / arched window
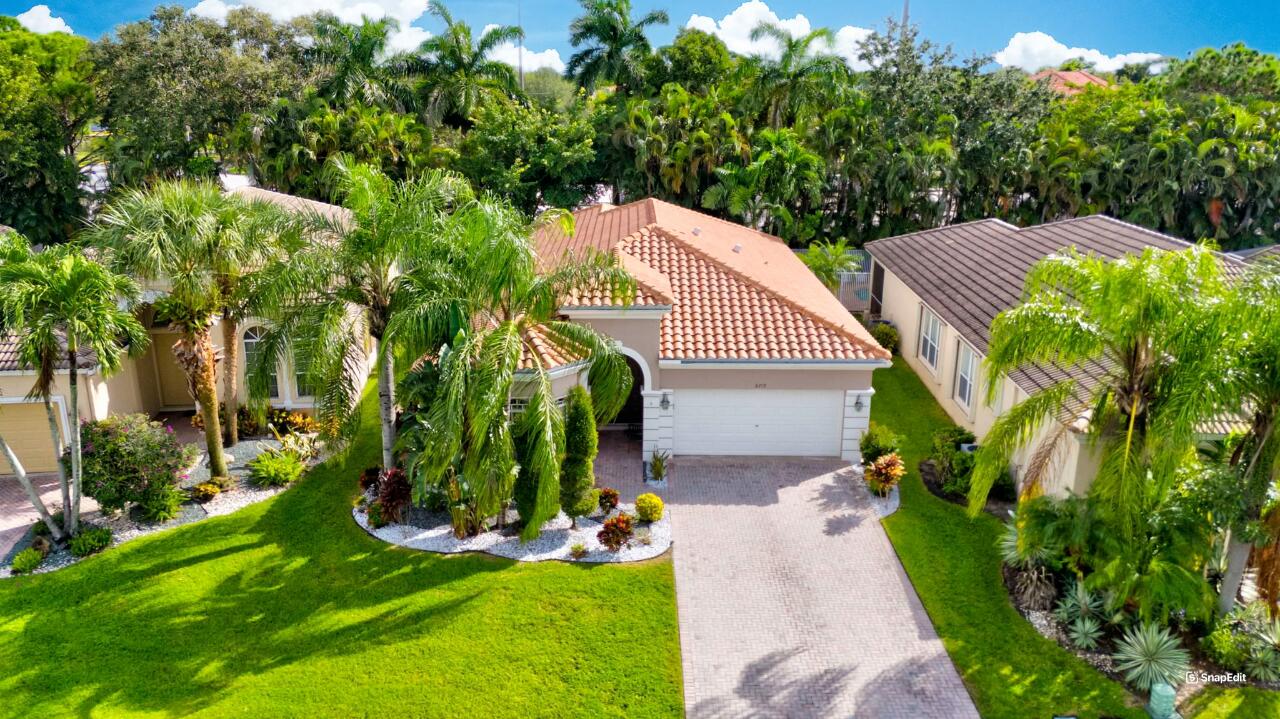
[243,326,279,399]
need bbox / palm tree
[87,182,278,479]
[703,128,825,242]
[566,0,668,93]
[395,198,635,539]
[1213,258,1280,613]
[967,247,1235,540]
[0,233,147,536]
[306,14,415,110]
[406,2,523,125]
[802,238,861,292]
[248,157,474,469]
[746,23,844,128]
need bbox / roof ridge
[1030,214,1249,266]
[865,218,1019,250]
[646,224,886,358]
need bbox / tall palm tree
[306,14,415,110]
[746,23,844,128]
[0,233,147,536]
[395,198,635,539]
[86,182,278,479]
[703,128,825,242]
[566,0,668,93]
[248,157,474,469]
[406,2,523,125]
[1213,258,1280,613]
[967,247,1235,540]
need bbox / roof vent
[732,243,743,253]
[691,227,702,236]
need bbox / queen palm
[247,157,474,469]
[87,182,279,478]
[0,233,147,536]
[406,2,522,125]
[566,0,668,93]
[967,247,1235,541]
[1212,258,1280,613]
[394,198,634,539]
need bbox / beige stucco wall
[875,262,1092,496]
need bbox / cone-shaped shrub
[560,386,598,527]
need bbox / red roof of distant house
[1030,69,1111,96]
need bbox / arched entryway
[614,356,645,430]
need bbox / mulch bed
[918,459,1016,519]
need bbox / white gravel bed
[354,503,672,563]
[1,437,317,579]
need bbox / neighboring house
[1030,68,1111,96]
[1232,245,1280,264]
[865,215,1246,496]
[0,187,357,476]
[533,199,890,462]
[1,192,889,476]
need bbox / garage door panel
[673,389,843,456]
[0,403,60,473]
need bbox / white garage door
[673,389,844,456]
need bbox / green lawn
[874,357,1144,719]
[1185,686,1280,718]
[0,395,683,719]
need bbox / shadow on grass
[0,431,508,718]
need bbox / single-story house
[865,214,1248,496]
[0,192,889,475]
[0,188,357,475]
[533,198,890,461]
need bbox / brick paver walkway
[666,456,978,719]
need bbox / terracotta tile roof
[231,186,353,228]
[562,252,674,308]
[1030,69,1111,96]
[866,214,1248,398]
[536,198,889,363]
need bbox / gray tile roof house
[865,215,1248,400]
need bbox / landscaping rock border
[1,438,315,578]
[353,502,672,563]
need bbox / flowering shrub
[635,493,664,522]
[81,414,196,518]
[192,405,321,436]
[865,452,906,497]
[597,512,634,552]
[597,487,620,514]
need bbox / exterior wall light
[660,394,671,411]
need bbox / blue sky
[5,0,1278,73]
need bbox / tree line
[2,1,1279,250]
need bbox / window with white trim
[293,353,313,398]
[918,307,941,370]
[243,326,279,399]
[954,341,976,409]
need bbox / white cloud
[685,0,873,69]
[481,24,565,74]
[190,0,433,53]
[994,31,1162,73]
[15,4,74,34]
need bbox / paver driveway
[667,456,978,719]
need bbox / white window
[507,398,529,415]
[243,327,279,399]
[954,341,976,409]
[918,307,941,370]
[294,353,313,398]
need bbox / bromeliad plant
[395,195,635,539]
